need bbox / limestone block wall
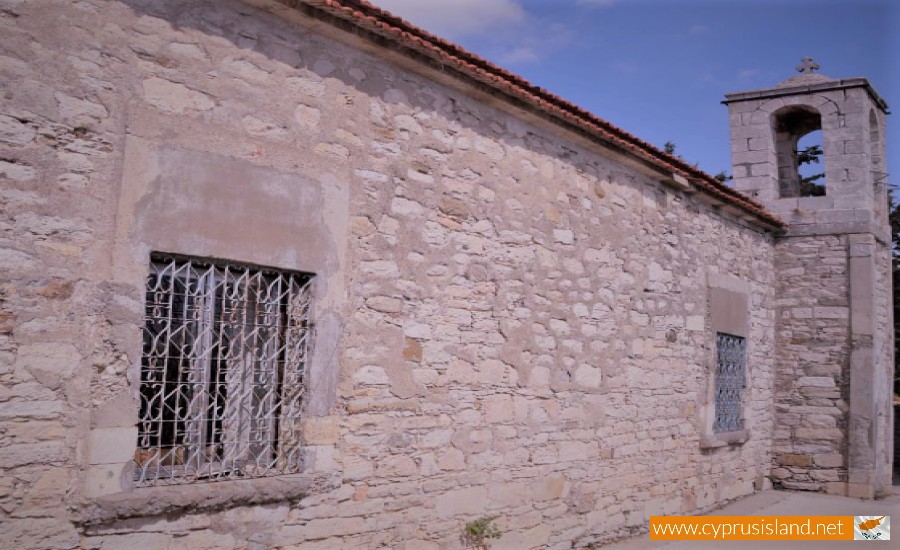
[1,0,777,548]
[771,234,894,496]
[771,236,850,490]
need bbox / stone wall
[770,235,849,491]
[1,0,777,548]
[770,234,894,496]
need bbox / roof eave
[723,78,890,114]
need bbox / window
[773,106,826,198]
[135,254,314,486]
[713,332,746,433]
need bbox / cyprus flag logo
[854,516,890,540]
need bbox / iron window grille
[713,332,746,433]
[135,255,314,486]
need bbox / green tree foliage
[797,144,825,196]
[796,144,823,166]
[463,516,501,549]
[713,171,733,184]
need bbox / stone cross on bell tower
[723,61,893,499]
[795,56,820,74]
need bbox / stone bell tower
[724,58,893,498]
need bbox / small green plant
[463,515,502,549]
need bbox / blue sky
[371,0,897,184]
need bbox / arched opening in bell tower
[773,106,826,198]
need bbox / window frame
[135,253,315,486]
[700,275,752,449]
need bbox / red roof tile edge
[295,0,784,228]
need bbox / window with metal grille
[135,255,314,486]
[713,332,746,433]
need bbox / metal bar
[713,333,747,433]
[136,256,313,486]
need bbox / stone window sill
[700,429,750,449]
[72,472,339,526]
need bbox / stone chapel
[0,0,893,548]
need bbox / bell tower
[724,59,893,498]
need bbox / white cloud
[576,0,616,7]
[615,60,640,74]
[370,0,573,66]
[494,20,575,66]
[689,24,708,35]
[499,46,540,64]
[372,0,526,39]
[738,69,759,79]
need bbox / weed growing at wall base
[463,516,502,548]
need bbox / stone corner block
[88,427,138,465]
[83,463,129,498]
[301,416,341,445]
[302,445,338,473]
[846,482,875,499]
[776,453,813,467]
[435,486,488,518]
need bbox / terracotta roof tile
[294,0,784,228]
